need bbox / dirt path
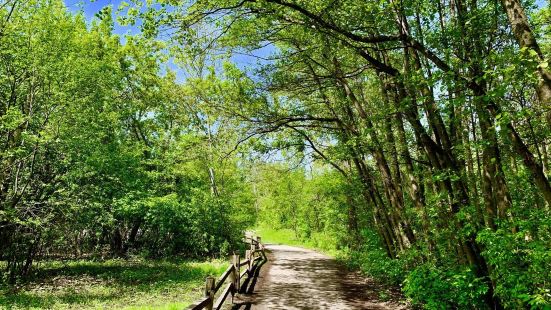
[236,244,408,310]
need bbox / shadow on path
[233,244,408,310]
[232,251,268,310]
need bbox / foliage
[253,164,350,252]
[0,0,254,284]
[345,230,408,286]
[403,264,489,310]
[478,224,551,309]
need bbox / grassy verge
[0,258,228,310]
[254,226,342,257]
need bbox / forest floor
[0,258,228,309]
[234,244,409,310]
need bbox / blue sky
[64,0,122,27]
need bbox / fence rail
[186,236,266,310]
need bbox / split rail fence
[186,236,266,310]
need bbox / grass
[254,226,342,257]
[0,258,228,309]
[254,227,304,246]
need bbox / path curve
[243,244,408,310]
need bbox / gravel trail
[236,244,408,310]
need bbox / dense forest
[1,0,550,308]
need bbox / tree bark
[500,0,551,109]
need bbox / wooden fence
[186,236,266,310]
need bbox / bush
[345,229,407,286]
[477,225,551,309]
[403,264,488,309]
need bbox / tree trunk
[500,0,551,109]
[334,65,416,247]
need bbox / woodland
[0,0,550,309]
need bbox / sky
[64,0,124,29]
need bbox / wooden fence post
[231,254,240,295]
[186,236,265,309]
[205,276,215,310]
[245,249,251,273]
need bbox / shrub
[403,264,488,309]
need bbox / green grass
[254,226,342,257]
[254,227,303,246]
[0,258,228,309]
